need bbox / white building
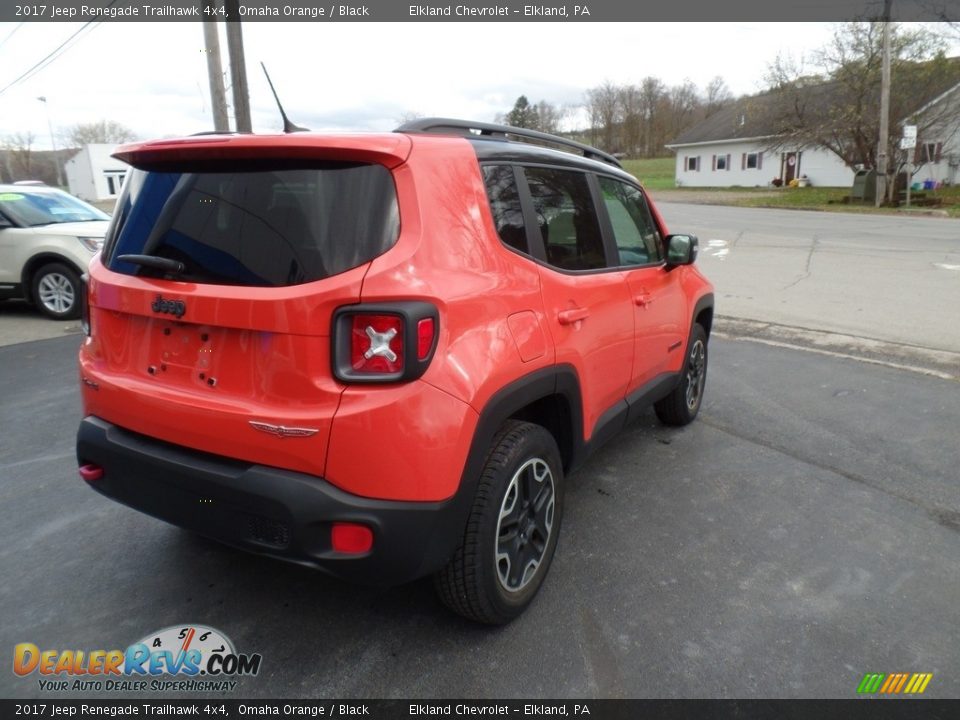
[65,144,128,202]
[666,78,960,189]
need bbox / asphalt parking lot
[2,203,958,700]
[2,330,958,699]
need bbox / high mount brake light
[332,302,438,383]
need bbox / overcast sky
[0,21,956,148]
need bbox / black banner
[2,0,958,23]
[2,700,960,720]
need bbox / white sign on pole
[901,125,917,149]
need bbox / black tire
[31,262,81,320]
[435,420,564,625]
[655,323,708,426]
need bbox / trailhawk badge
[249,421,319,439]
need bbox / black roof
[467,136,637,183]
[397,117,636,183]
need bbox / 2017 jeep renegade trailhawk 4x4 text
[76,120,713,624]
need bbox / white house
[666,79,960,189]
[65,144,128,202]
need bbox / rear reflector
[331,522,374,554]
[417,317,435,361]
[78,464,104,482]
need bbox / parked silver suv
[0,184,110,319]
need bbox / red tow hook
[78,464,104,482]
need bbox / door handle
[634,294,653,307]
[558,307,590,325]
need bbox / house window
[686,156,700,172]
[714,154,729,171]
[919,142,942,164]
[745,153,759,169]
[105,171,127,196]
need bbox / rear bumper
[76,416,471,586]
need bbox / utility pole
[224,0,251,133]
[36,96,64,188]
[201,1,230,133]
[876,0,892,207]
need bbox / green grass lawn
[619,157,960,217]
[621,157,676,190]
[729,184,960,217]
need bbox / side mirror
[666,234,698,266]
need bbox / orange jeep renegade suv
[76,119,713,624]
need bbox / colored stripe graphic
[879,674,898,693]
[904,673,933,694]
[857,672,933,694]
[857,673,885,694]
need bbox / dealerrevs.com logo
[13,624,261,693]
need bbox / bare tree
[395,111,424,127]
[65,120,137,147]
[2,132,37,178]
[584,81,621,151]
[703,76,734,117]
[764,22,960,199]
[638,77,667,157]
[617,84,642,156]
[666,80,700,138]
[535,101,563,134]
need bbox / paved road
[0,299,82,347]
[2,333,958,699]
[656,203,960,353]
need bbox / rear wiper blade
[117,254,185,275]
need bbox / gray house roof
[666,93,785,147]
[668,58,960,149]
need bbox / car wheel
[655,323,708,426]
[32,263,81,320]
[435,420,564,624]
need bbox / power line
[0,22,26,51]
[0,14,112,98]
[0,22,100,97]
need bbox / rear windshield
[105,162,399,287]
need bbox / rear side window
[105,163,399,287]
[481,165,528,254]
[523,167,605,271]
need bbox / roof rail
[396,117,623,169]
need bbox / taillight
[351,314,404,374]
[80,273,90,336]
[332,302,438,383]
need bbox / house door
[784,152,798,183]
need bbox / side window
[523,167,605,271]
[598,176,663,266]
[481,165,528,254]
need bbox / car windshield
[0,189,109,227]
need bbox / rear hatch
[81,134,411,479]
